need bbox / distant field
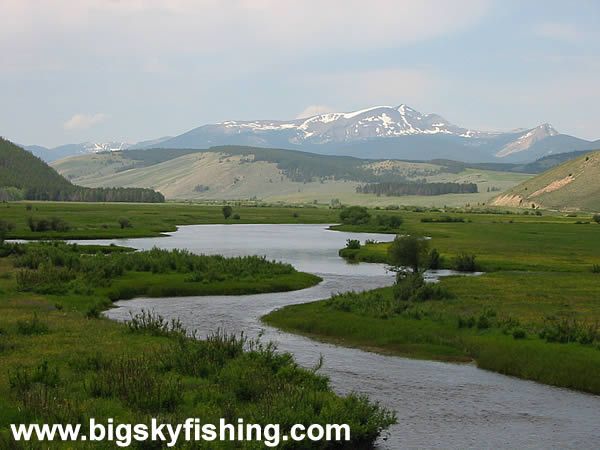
[269,169,532,207]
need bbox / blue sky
[1,0,598,147]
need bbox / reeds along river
[72,224,600,449]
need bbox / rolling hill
[491,150,600,212]
[51,145,534,207]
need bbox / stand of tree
[24,186,164,202]
[0,138,164,203]
[356,181,478,196]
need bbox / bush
[421,216,464,223]
[593,214,600,224]
[345,239,361,250]
[0,220,15,232]
[453,253,477,271]
[428,248,441,270]
[592,264,600,274]
[16,313,49,335]
[118,218,132,229]
[232,214,241,220]
[339,206,371,225]
[393,272,453,303]
[512,328,527,339]
[375,215,403,230]
[222,205,233,219]
[9,360,59,393]
[49,216,70,232]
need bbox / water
[73,224,600,449]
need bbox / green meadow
[0,201,341,239]
[0,239,393,447]
[265,209,600,394]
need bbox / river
[72,224,600,449]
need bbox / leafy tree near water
[387,235,430,274]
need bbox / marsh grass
[16,313,49,335]
[9,242,320,306]
[0,255,394,447]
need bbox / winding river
[73,224,600,449]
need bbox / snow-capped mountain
[25,141,132,162]
[161,104,493,148]
[23,104,598,163]
[494,124,559,157]
[151,104,593,162]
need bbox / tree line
[356,181,478,196]
[24,186,164,203]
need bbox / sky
[1,0,599,148]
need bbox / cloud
[63,113,107,130]
[296,105,336,118]
[534,22,587,42]
[298,68,446,111]
[0,1,492,62]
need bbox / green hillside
[0,137,73,199]
[491,149,600,212]
[0,138,164,202]
[51,146,533,207]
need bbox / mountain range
[24,104,599,163]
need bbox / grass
[333,210,600,271]
[262,280,600,394]
[1,201,342,239]
[0,254,394,447]
[265,210,600,394]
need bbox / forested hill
[0,138,164,202]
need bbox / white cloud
[0,1,492,61]
[296,105,336,118]
[535,22,588,42]
[298,68,446,111]
[63,113,107,130]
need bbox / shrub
[49,216,70,232]
[345,239,361,250]
[86,355,183,412]
[232,214,241,220]
[512,328,527,339]
[339,206,371,225]
[222,205,233,219]
[9,360,59,393]
[593,214,600,224]
[393,272,453,303]
[592,264,600,274]
[126,310,187,338]
[16,313,49,335]
[428,248,441,270]
[0,220,15,232]
[454,253,477,272]
[375,215,403,229]
[118,218,132,229]
[421,216,464,223]
[458,315,476,328]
